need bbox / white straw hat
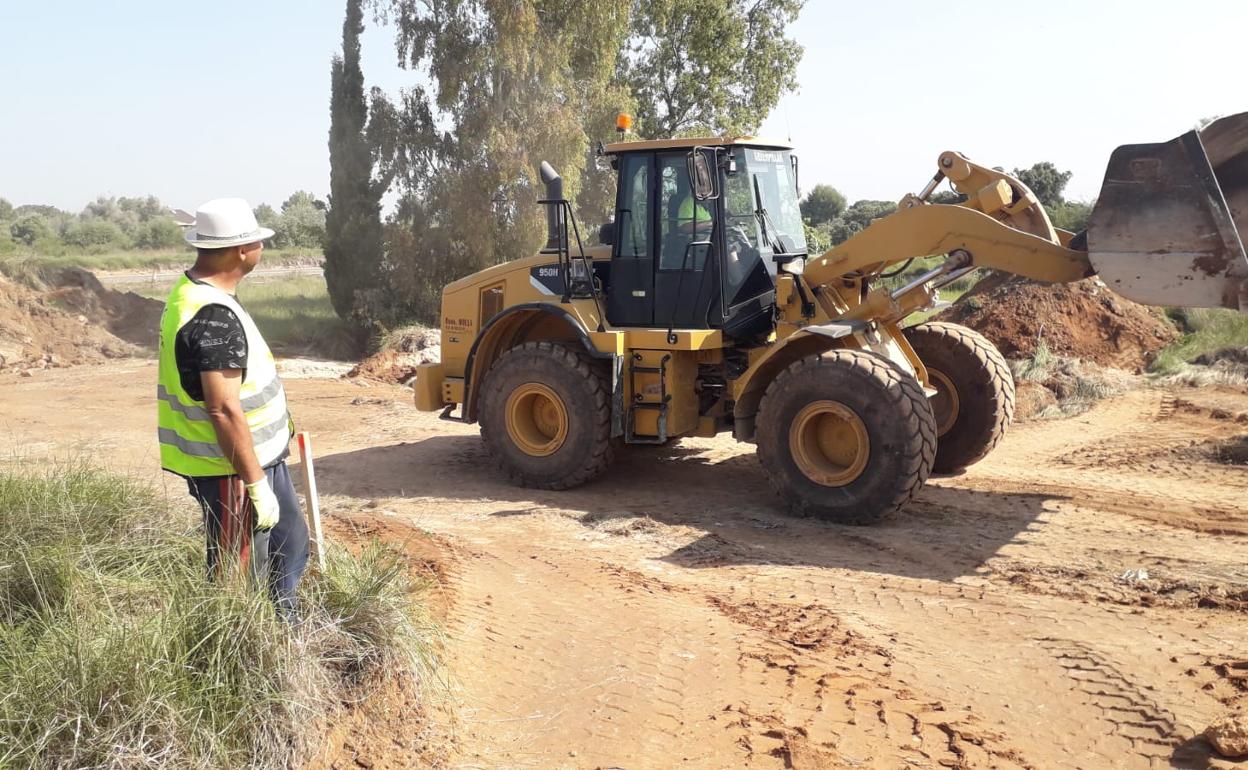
[184,198,275,249]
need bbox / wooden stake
[295,432,326,570]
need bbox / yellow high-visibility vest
[678,196,711,223]
[156,274,291,477]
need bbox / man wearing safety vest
[157,198,308,614]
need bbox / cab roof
[602,136,793,154]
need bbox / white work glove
[245,478,280,530]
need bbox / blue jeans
[186,461,309,615]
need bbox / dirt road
[3,361,1247,769]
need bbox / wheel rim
[926,368,961,437]
[788,400,870,487]
[506,383,569,457]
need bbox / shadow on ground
[316,434,1059,583]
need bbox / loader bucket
[1088,111,1248,310]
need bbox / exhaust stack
[540,161,564,253]
[1088,112,1248,311]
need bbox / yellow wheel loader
[413,113,1248,524]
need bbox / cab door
[653,151,717,330]
[606,152,655,327]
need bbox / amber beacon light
[615,112,633,134]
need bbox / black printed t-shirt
[174,273,248,402]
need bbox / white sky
[0,0,1244,211]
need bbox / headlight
[780,257,805,275]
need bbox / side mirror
[790,154,800,196]
[598,220,616,246]
[687,149,718,201]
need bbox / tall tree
[325,0,385,326]
[360,0,805,326]
[799,184,846,226]
[621,0,805,138]
[368,0,633,323]
[1012,162,1072,209]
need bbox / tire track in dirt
[5,364,1247,769]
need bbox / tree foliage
[0,192,325,256]
[1049,201,1092,233]
[63,219,128,250]
[272,191,328,250]
[325,0,386,327]
[341,0,805,327]
[799,184,845,227]
[9,216,51,247]
[821,199,897,247]
[358,0,633,324]
[622,0,804,138]
[1012,162,1072,209]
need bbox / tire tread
[755,349,936,524]
[479,341,614,490]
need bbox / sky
[1,0,1245,213]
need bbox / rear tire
[479,341,614,489]
[904,322,1014,473]
[756,350,936,525]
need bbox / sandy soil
[2,362,1247,769]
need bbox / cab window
[657,154,712,271]
[616,154,650,258]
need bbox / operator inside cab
[660,161,713,272]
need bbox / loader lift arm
[800,112,1248,316]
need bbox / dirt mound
[347,327,441,385]
[0,270,151,372]
[42,267,164,348]
[938,277,1177,372]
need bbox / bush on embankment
[0,464,434,769]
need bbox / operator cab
[600,137,807,340]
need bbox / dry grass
[1010,342,1143,419]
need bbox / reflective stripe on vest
[156,274,292,477]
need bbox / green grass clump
[0,463,435,769]
[1150,308,1248,375]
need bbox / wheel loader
[412,112,1248,524]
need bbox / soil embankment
[0,268,160,372]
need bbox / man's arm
[201,369,264,484]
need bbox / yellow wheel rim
[506,383,569,457]
[789,400,870,487]
[927,368,961,437]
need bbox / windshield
[724,147,807,264]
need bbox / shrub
[132,216,185,249]
[63,219,130,251]
[9,216,50,246]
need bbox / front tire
[756,350,936,525]
[904,322,1014,473]
[479,341,614,489]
